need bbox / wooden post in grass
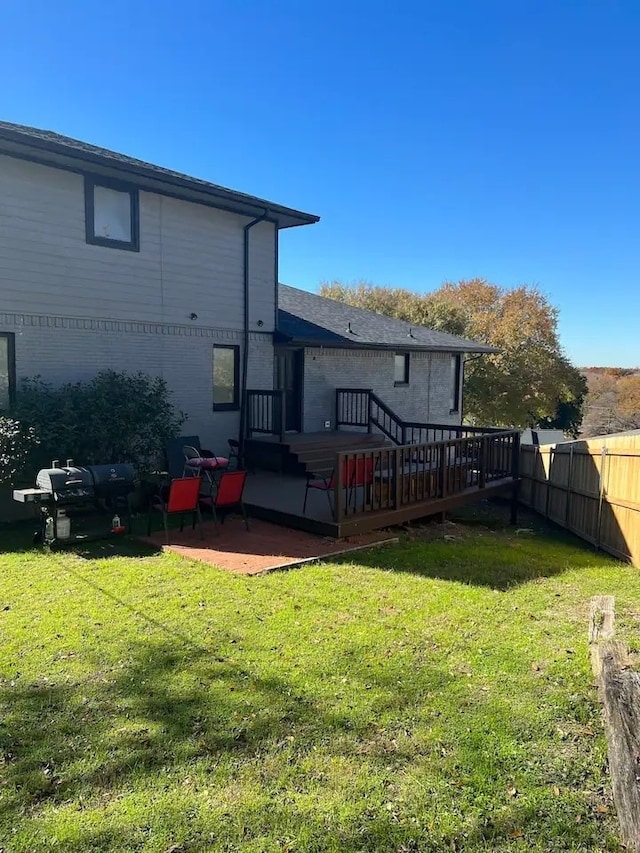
[588,596,640,852]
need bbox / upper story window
[450,354,462,413]
[394,352,410,386]
[85,178,139,251]
[0,333,16,410]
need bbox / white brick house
[0,122,493,457]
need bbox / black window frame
[212,344,240,411]
[0,332,16,410]
[84,176,140,251]
[394,352,410,386]
[450,354,462,413]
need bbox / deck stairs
[283,431,389,479]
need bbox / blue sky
[2,0,639,367]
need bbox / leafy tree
[320,278,585,430]
[581,369,640,436]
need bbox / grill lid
[36,465,95,496]
[88,463,136,497]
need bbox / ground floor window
[394,352,410,385]
[0,333,15,410]
[212,345,240,411]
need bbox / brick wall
[302,347,461,433]
[3,311,274,454]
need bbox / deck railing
[332,429,520,523]
[246,390,286,441]
[335,388,505,446]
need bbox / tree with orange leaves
[320,278,586,433]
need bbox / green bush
[14,371,187,473]
[0,417,39,484]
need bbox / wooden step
[288,433,389,477]
[282,435,385,453]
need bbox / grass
[0,505,637,851]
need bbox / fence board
[520,434,640,566]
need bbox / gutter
[273,335,497,355]
[238,209,269,445]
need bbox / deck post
[438,444,448,498]
[394,447,403,509]
[510,431,521,525]
[367,390,373,434]
[278,390,286,442]
[478,437,487,489]
[334,451,344,523]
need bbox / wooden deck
[244,469,518,538]
[242,400,521,538]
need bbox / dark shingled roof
[0,121,319,229]
[277,285,497,353]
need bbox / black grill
[13,458,137,545]
[35,463,95,504]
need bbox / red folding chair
[147,477,203,543]
[201,470,250,533]
[303,456,376,517]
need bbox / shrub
[14,371,187,473]
[0,416,39,484]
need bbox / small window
[394,353,410,385]
[213,345,240,411]
[0,333,16,409]
[450,354,462,412]
[85,178,139,250]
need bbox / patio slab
[144,517,397,575]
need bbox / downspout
[239,209,269,446]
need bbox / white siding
[0,155,276,331]
[0,154,277,450]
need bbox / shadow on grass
[0,634,613,852]
[0,518,162,559]
[338,506,612,591]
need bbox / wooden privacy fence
[519,433,640,566]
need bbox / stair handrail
[336,388,406,445]
[335,388,503,446]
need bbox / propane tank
[56,509,71,540]
[44,514,54,541]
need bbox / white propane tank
[56,509,71,540]
[44,514,54,541]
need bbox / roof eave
[0,126,320,229]
[276,334,498,354]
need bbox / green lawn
[0,508,636,852]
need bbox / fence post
[565,444,574,529]
[596,447,608,550]
[530,446,538,511]
[367,390,373,433]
